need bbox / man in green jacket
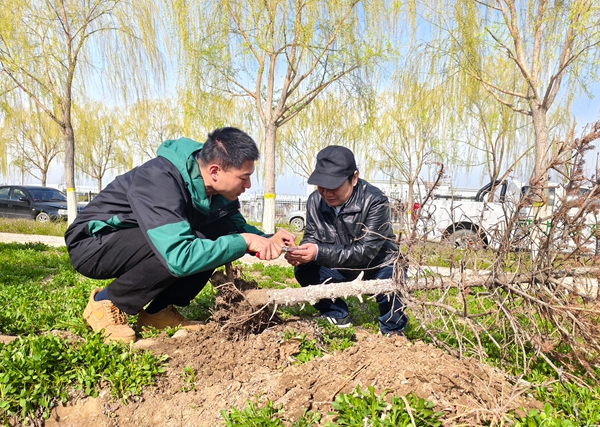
[65,127,294,343]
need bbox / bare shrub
[402,121,600,383]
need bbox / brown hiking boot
[136,305,204,333]
[83,288,136,344]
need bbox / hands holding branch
[241,229,297,260]
[284,243,317,266]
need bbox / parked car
[416,178,599,252]
[285,209,306,231]
[0,185,83,222]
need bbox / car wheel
[447,228,485,249]
[290,217,305,232]
[36,212,51,222]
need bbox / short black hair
[197,127,259,170]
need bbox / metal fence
[76,191,97,203]
[239,196,307,223]
[76,190,307,225]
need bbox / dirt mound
[45,324,541,427]
[44,273,541,427]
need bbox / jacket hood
[157,137,210,214]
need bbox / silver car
[285,209,306,231]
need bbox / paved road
[0,232,291,266]
[0,232,66,247]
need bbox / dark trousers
[72,227,213,314]
[294,262,408,333]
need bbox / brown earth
[1,233,542,426]
[42,272,541,427]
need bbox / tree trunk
[63,121,77,225]
[529,101,551,260]
[262,123,277,234]
[243,268,598,308]
[406,179,416,235]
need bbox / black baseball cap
[307,146,357,190]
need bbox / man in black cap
[285,145,408,336]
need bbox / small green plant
[221,398,321,426]
[221,398,284,426]
[513,403,577,427]
[315,318,356,352]
[184,283,218,321]
[0,243,105,335]
[241,264,297,290]
[138,324,180,339]
[283,330,323,364]
[328,386,444,427]
[181,365,196,392]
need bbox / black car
[0,185,82,222]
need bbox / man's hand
[284,243,317,266]
[270,229,296,247]
[241,233,283,260]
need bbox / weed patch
[0,333,166,424]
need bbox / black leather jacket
[301,178,398,269]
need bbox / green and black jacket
[65,137,262,277]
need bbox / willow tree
[121,98,184,166]
[73,100,126,192]
[453,52,534,184]
[0,0,164,223]
[0,102,63,186]
[279,92,374,190]
[441,0,600,256]
[372,57,450,227]
[167,0,396,233]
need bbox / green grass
[0,218,68,236]
[222,398,322,427]
[0,242,168,424]
[0,237,599,426]
[0,333,166,423]
[0,243,101,335]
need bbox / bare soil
[0,233,542,426]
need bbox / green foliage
[221,389,442,427]
[315,318,356,352]
[0,218,67,236]
[283,330,323,364]
[327,386,444,426]
[0,333,166,423]
[221,398,321,427]
[221,399,284,426]
[181,365,196,392]
[513,403,578,427]
[138,325,180,339]
[181,283,218,322]
[2,239,599,427]
[240,263,296,290]
[524,382,600,425]
[345,297,380,333]
[0,243,101,335]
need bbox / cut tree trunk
[243,269,599,307]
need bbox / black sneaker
[320,315,352,328]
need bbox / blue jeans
[294,262,408,334]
